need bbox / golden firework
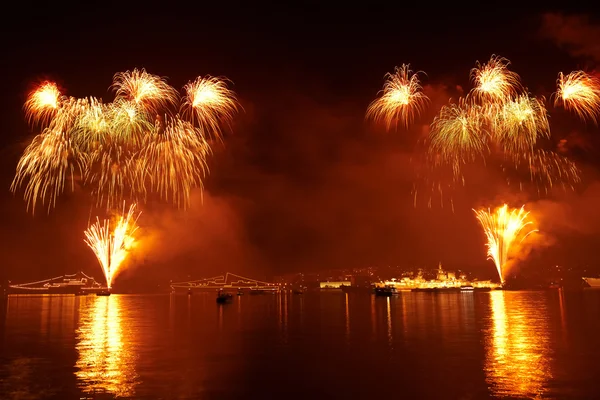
[181,76,239,140]
[554,71,600,124]
[24,81,62,127]
[494,94,550,154]
[12,69,240,213]
[428,97,488,177]
[473,204,537,283]
[84,203,140,289]
[111,68,178,115]
[470,55,522,102]
[366,64,429,130]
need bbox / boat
[96,290,111,296]
[7,272,106,295]
[460,285,474,291]
[216,292,233,303]
[374,286,397,296]
[583,277,600,288]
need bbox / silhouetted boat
[375,287,397,296]
[96,290,111,296]
[460,285,474,291]
[292,289,304,294]
[217,292,233,303]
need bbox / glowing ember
[473,204,538,284]
[84,203,141,289]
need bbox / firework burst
[366,64,429,130]
[428,97,488,177]
[84,203,141,289]
[470,55,522,102]
[182,76,239,140]
[554,71,600,124]
[473,204,538,283]
[24,81,63,127]
[493,94,550,154]
[12,69,240,213]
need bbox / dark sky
[2,5,600,286]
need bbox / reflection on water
[3,291,600,398]
[386,297,392,345]
[75,296,139,397]
[344,293,350,342]
[485,291,552,398]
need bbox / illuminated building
[319,281,352,290]
[375,264,500,291]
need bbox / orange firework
[84,203,140,289]
[473,204,537,283]
[111,68,179,116]
[366,64,429,130]
[12,69,240,213]
[554,71,600,124]
[24,82,62,127]
[470,55,522,102]
[181,76,239,140]
[494,94,550,154]
[428,97,488,177]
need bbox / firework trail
[554,71,600,124]
[84,203,141,289]
[366,64,429,130]
[473,204,537,283]
[12,69,239,213]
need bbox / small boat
[292,289,304,295]
[96,290,111,296]
[216,292,233,304]
[375,286,397,297]
[460,285,474,291]
[237,291,244,296]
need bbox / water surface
[1,290,599,399]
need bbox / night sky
[2,5,600,287]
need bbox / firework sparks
[24,82,63,128]
[181,76,239,140]
[470,55,522,102]
[473,204,537,283]
[84,203,141,289]
[366,64,429,130]
[12,69,239,213]
[494,94,550,154]
[111,68,178,115]
[554,71,600,124]
[428,97,488,177]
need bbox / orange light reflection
[485,291,552,398]
[75,296,138,397]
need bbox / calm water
[1,290,600,399]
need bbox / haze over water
[1,290,599,399]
